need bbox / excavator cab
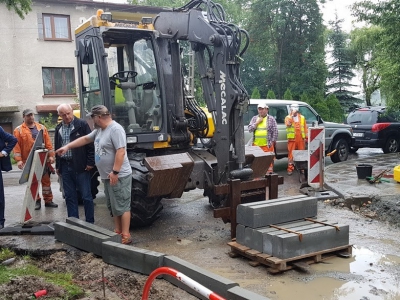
[76,25,167,149]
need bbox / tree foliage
[244,0,327,99]
[326,14,359,111]
[349,26,381,106]
[283,88,293,100]
[266,90,276,99]
[251,87,261,99]
[351,0,400,109]
[1,0,32,19]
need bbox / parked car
[346,106,400,153]
[244,99,354,163]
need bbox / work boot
[35,201,41,210]
[44,201,58,208]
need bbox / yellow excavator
[74,0,273,227]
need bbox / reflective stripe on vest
[253,116,268,146]
[286,115,306,139]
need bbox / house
[0,0,164,132]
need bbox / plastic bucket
[356,164,373,179]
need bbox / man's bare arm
[55,135,92,156]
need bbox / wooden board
[228,241,352,274]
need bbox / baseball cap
[290,104,299,109]
[87,105,109,117]
[22,108,35,116]
[257,103,269,109]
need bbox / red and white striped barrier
[20,150,48,223]
[308,127,325,189]
[142,267,225,300]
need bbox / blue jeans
[60,160,94,223]
[0,171,4,227]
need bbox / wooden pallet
[228,241,352,274]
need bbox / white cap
[257,103,269,109]
[290,104,299,109]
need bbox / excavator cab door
[75,27,168,148]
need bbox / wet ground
[1,148,400,299]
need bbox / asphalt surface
[1,152,399,253]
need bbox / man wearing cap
[285,104,308,175]
[13,109,58,209]
[248,103,278,174]
[54,104,95,223]
[56,105,132,244]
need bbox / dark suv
[346,106,400,153]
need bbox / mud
[0,250,197,300]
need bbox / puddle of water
[271,246,400,300]
[176,239,192,245]
[223,246,400,300]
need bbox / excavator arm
[153,0,252,182]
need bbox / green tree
[246,0,327,99]
[313,101,330,121]
[283,88,293,100]
[352,0,400,109]
[266,90,276,99]
[326,15,359,112]
[349,26,381,106]
[251,87,261,99]
[325,94,344,123]
[1,0,31,19]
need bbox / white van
[244,99,354,163]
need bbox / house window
[42,68,75,95]
[43,14,71,41]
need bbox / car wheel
[382,136,399,153]
[330,138,349,163]
[349,147,359,153]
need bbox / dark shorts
[103,174,132,216]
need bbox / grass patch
[0,249,84,298]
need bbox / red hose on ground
[142,267,225,300]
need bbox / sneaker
[121,234,132,245]
[35,202,41,210]
[44,202,58,208]
[287,171,293,176]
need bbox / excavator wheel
[130,165,163,227]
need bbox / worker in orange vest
[285,104,308,175]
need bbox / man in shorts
[56,105,132,244]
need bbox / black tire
[349,147,359,153]
[330,138,349,163]
[382,136,399,154]
[130,165,163,227]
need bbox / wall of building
[0,0,165,131]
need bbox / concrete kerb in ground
[55,218,270,300]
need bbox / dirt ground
[0,250,197,300]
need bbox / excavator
[74,0,273,227]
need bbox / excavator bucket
[145,153,194,198]
[245,146,275,178]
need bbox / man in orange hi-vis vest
[13,109,58,210]
[285,104,308,175]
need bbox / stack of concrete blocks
[54,217,270,300]
[236,195,349,259]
